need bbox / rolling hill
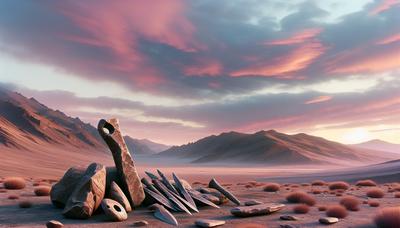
[159,130,397,166]
[353,139,400,154]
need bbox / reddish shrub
[367,188,385,198]
[369,200,380,207]
[3,177,26,190]
[311,180,326,186]
[356,179,377,187]
[0,189,7,193]
[263,183,280,192]
[286,191,316,206]
[312,189,322,194]
[19,200,33,208]
[301,183,310,187]
[34,186,51,196]
[336,193,343,197]
[291,184,300,188]
[340,196,360,211]
[374,207,400,228]
[293,204,310,214]
[329,181,350,190]
[395,192,400,198]
[8,194,19,200]
[318,206,327,211]
[326,205,348,218]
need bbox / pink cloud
[264,28,322,46]
[370,0,400,15]
[377,33,400,45]
[305,96,332,104]
[183,59,223,76]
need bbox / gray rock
[50,167,85,208]
[195,219,226,227]
[46,220,64,228]
[101,198,128,222]
[319,217,339,224]
[98,119,145,207]
[132,220,149,226]
[244,200,263,206]
[231,203,285,217]
[209,178,240,205]
[109,181,132,212]
[62,163,106,219]
[280,215,299,221]
[201,194,220,204]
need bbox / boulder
[98,119,145,207]
[62,163,106,219]
[50,167,85,208]
[109,181,132,212]
[231,203,285,217]
[101,198,128,222]
[195,219,226,227]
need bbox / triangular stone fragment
[231,203,285,217]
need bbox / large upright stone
[98,119,145,207]
[63,163,106,219]
[50,167,85,208]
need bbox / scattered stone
[209,178,241,205]
[157,169,178,194]
[188,190,220,209]
[319,217,339,225]
[3,177,26,190]
[34,186,51,196]
[98,118,145,207]
[201,193,220,204]
[149,203,178,226]
[46,220,64,228]
[109,181,132,212]
[50,167,85,208]
[101,198,128,222]
[244,200,263,206]
[231,203,285,217]
[153,179,193,214]
[280,215,299,221]
[132,220,149,226]
[63,163,106,219]
[195,219,226,227]
[143,187,177,211]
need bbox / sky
[0,0,399,145]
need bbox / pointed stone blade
[157,169,178,194]
[153,180,192,215]
[151,204,178,226]
[172,173,198,211]
[144,187,177,211]
[97,119,145,207]
[209,178,240,205]
[142,178,163,195]
[188,190,220,209]
[166,186,199,213]
[145,171,159,180]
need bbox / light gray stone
[319,217,339,225]
[231,203,285,217]
[195,219,226,227]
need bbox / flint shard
[63,163,106,219]
[109,181,132,212]
[98,119,145,207]
[50,167,85,208]
[145,171,159,180]
[172,173,197,211]
[143,187,177,211]
[153,179,192,215]
[188,190,220,209]
[157,170,178,194]
[142,178,163,195]
[230,203,285,217]
[150,203,178,226]
[209,178,240,205]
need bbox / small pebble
[46,220,64,228]
[280,215,299,221]
[132,220,148,226]
[244,200,263,206]
[280,225,299,228]
[319,217,339,225]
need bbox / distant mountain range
[159,130,397,165]
[0,87,169,155]
[353,139,400,154]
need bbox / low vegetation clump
[263,183,280,192]
[311,189,322,194]
[3,177,26,190]
[8,194,19,200]
[34,186,51,196]
[311,180,326,186]
[374,207,400,228]
[366,188,385,198]
[326,205,348,218]
[301,183,310,186]
[318,206,327,211]
[369,200,380,207]
[340,196,360,211]
[286,191,316,206]
[19,200,33,208]
[394,192,400,198]
[293,204,310,214]
[356,179,377,187]
[329,181,350,191]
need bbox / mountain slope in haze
[159,130,397,165]
[353,139,400,154]
[124,136,170,154]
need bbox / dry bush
[192,181,202,185]
[311,180,326,186]
[3,177,26,190]
[285,187,290,191]
[286,191,316,206]
[367,188,385,198]
[34,186,51,196]
[356,179,377,187]
[245,184,253,188]
[329,181,350,190]
[312,189,322,194]
[8,194,19,200]
[362,200,368,204]
[393,185,400,191]
[293,204,310,214]
[291,184,300,188]
[394,192,400,198]
[369,200,380,207]
[326,205,348,218]
[0,189,7,193]
[301,183,310,187]
[318,206,327,211]
[19,200,33,208]
[374,207,400,228]
[340,196,360,211]
[263,183,280,192]
[336,193,343,197]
